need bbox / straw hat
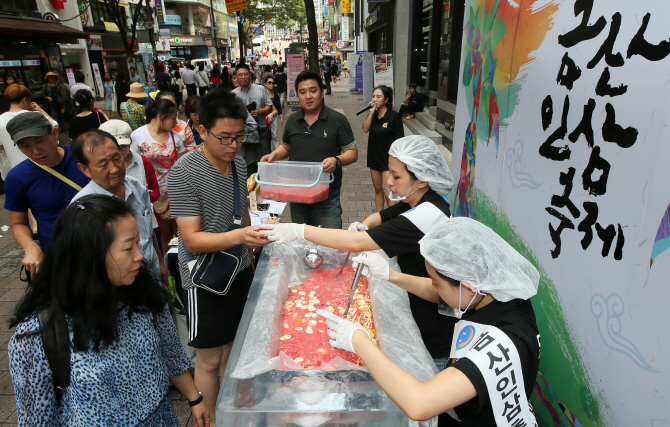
[126,82,146,98]
[45,71,60,80]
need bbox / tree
[78,0,149,59]
[239,1,281,57]
[303,0,319,72]
[274,0,306,34]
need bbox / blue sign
[154,0,165,25]
[163,15,182,26]
[355,51,364,90]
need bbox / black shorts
[186,265,254,349]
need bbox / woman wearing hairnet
[317,217,541,426]
[261,135,456,370]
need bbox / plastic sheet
[232,240,437,384]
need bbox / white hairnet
[389,135,454,196]
[419,217,539,302]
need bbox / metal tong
[334,252,351,279]
[342,255,366,318]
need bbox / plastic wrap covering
[219,240,438,427]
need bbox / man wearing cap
[70,129,169,282]
[120,82,147,131]
[4,112,90,277]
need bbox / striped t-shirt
[168,149,250,290]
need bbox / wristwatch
[188,392,204,407]
[334,156,341,168]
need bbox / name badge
[382,123,388,128]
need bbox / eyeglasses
[266,81,275,85]
[205,128,247,146]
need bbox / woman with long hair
[363,85,404,212]
[69,89,108,141]
[103,72,114,118]
[9,195,209,427]
[154,90,195,149]
[210,66,221,84]
[263,73,284,150]
[42,71,73,132]
[130,99,186,255]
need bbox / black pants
[186,83,197,97]
[198,86,208,96]
[398,103,423,116]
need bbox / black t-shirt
[69,112,107,141]
[367,108,404,171]
[443,299,540,427]
[282,105,356,190]
[275,72,287,94]
[366,189,455,358]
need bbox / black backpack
[157,73,170,91]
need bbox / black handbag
[183,161,244,295]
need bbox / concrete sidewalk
[0,77,378,426]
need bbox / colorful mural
[453,1,670,426]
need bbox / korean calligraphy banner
[451,1,670,426]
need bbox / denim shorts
[289,187,342,229]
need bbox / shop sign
[155,0,166,25]
[91,63,105,98]
[22,59,41,66]
[0,60,21,67]
[336,40,344,49]
[341,16,349,41]
[164,15,181,25]
[42,12,59,21]
[157,38,171,51]
[65,68,76,87]
[330,26,337,40]
[364,10,381,28]
[444,0,450,18]
[341,0,351,14]
[159,28,171,37]
[78,1,93,27]
[229,22,239,36]
[87,35,103,51]
[104,22,120,33]
[224,0,247,13]
[198,6,208,13]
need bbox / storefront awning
[0,16,89,39]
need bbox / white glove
[259,223,305,245]
[347,221,369,232]
[316,309,370,354]
[351,253,390,281]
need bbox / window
[89,1,129,27]
[0,0,38,12]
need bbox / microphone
[355,103,374,116]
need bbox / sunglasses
[266,81,275,85]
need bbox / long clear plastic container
[216,241,438,427]
[256,161,332,204]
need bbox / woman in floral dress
[130,98,186,254]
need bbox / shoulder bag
[37,307,71,405]
[29,160,82,191]
[182,159,244,295]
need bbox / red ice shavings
[278,266,376,369]
[260,180,330,204]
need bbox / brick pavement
[0,77,376,426]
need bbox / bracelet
[188,392,203,407]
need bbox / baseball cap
[6,112,52,144]
[99,119,132,145]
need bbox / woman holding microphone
[363,85,404,212]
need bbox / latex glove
[316,309,370,354]
[347,221,368,232]
[259,223,305,245]
[352,253,390,281]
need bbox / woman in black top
[363,85,404,212]
[69,89,108,142]
[114,71,130,114]
[263,74,284,151]
[318,218,541,426]
[261,135,457,370]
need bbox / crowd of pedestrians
[0,56,540,427]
